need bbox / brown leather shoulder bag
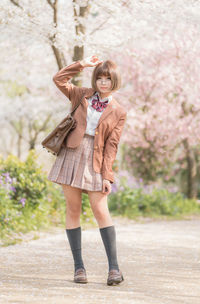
[41,93,85,156]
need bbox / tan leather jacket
[53,61,127,183]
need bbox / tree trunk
[48,0,90,78]
[72,0,90,86]
[183,139,197,198]
[28,114,52,151]
[17,133,23,159]
[47,0,67,69]
[10,118,24,159]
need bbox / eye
[98,77,110,79]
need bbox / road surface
[0,217,200,304]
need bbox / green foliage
[0,151,47,210]
[0,150,94,246]
[109,186,200,219]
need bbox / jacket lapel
[96,98,115,128]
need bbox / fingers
[91,55,99,61]
[82,55,103,67]
[90,55,103,66]
[102,181,112,195]
[102,184,107,194]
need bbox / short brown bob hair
[91,60,121,92]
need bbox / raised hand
[80,55,103,68]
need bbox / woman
[48,55,127,285]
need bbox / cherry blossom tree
[115,25,200,198]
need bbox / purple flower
[10,186,16,192]
[2,172,10,177]
[19,198,26,207]
[2,172,12,184]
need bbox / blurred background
[1,0,200,244]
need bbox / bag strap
[70,92,86,116]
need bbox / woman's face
[96,75,112,94]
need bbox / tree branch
[10,0,22,9]
[89,19,109,36]
[46,0,54,10]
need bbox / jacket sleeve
[52,61,86,108]
[101,112,127,183]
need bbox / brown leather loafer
[107,269,124,286]
[74,268,88,284]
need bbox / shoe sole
[74,278,88,284]
[107,276,124,286]
[74,280,88,284]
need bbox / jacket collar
[84,88,96,99]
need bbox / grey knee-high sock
[66,227,85,271]
[99,225,119,271]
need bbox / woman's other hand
[102,179,112,195]
[80,55,103,68]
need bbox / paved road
[0,217,200,304]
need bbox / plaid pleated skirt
[47,134,103,193]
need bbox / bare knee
[88,192,109,220]
[62,185,82,218]
[66,201,81,218]
[92,204,109,222]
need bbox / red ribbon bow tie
[91,94,109,112]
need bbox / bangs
[96,66,111,78]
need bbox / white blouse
[85,91,112,136]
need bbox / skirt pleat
[47,134,103,193]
